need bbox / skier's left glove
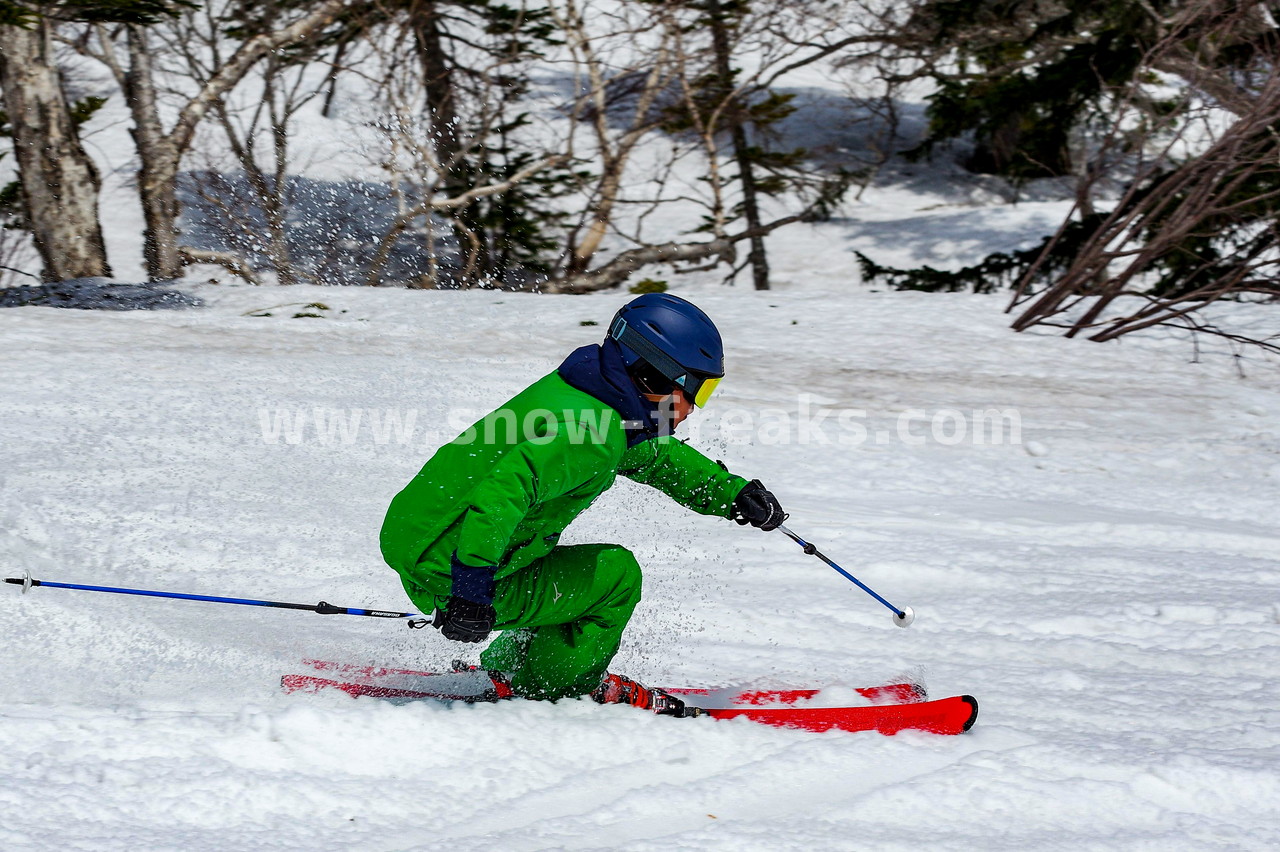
[439,597,495,643]
[440,554,497,643]
[731,479,786,531]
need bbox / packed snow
[3,274,1279,849]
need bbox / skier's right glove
[440,554,497,643]
[731,479,786,531]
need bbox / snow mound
[0,277,201,311]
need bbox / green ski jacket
[380,369,747,599]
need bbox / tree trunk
[729,122,770,290]
[410,0,488,282]
[125,25,184,280]
[410,1,461,176]
[264,117,297,286]
[566,158,622,276]
[0,20,112,281]
[709,0,770,290]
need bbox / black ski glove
[439,596,496,643]
[440,553,497,643]
[731,479,786,531]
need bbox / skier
[379,293,785,715]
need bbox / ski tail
[282,670,513,703]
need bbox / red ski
[283,661,977,736]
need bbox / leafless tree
[542,0,683,280]
[77,0,356,281]
[661,0,885,289]
[163,3,349,285]
[539,0,886,294]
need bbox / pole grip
[407,610,440,629]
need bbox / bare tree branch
[1007,0,1280,352]
[178,246,262,285]
[543,214,803,294]
[166,0,353,156]
[362,154,569,286]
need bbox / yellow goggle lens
[693,375,722,408]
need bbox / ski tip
[960,695,979,732]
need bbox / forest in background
[0,0,1276,349]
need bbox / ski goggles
[610,318,723,408]
[689,374,721,408]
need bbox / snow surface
[3,280,1279,850]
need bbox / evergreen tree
[415,0,573,283]
[0,1,196,26]
[866,1,1280,351]
[703,0,775,291]
[902,0,1176,179]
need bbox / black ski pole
[774,524,915,628]
[4,571,439,629]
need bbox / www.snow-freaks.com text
[257,397,1021,448]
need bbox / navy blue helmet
[607,293,724,407]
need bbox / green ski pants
[406,544,644,701]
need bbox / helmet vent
[645,322,664,336]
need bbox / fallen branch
[541,214,804,294]
[179,247,262,285]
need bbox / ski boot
[591,673,702,717]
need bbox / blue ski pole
[775,524,915,628]
[4,571,439,628]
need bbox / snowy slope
[4,12,1280,845]
[2,280,1279,850]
